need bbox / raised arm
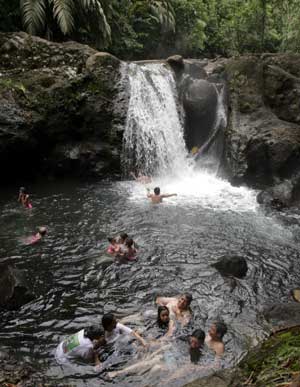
[155,296,174,306]
[161,193,177,198]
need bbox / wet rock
[0,264,34,310]
[212,256,248,279]
[184,369,241,387]
[263,302,300,328]
[167,54,184,71]
[85,52,120,75]
[225,55,300,187]
[291,289,300,302]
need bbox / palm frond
[20,0,46,34]
[50,0,75,34]
[149,0,175,32]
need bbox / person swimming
[189,329,205,364]
[102,313,147,349]
[107,237,119,255]
[156,294,193,326]
[147,187,177,204]
[205,321,227,357]
[118,238,137,261]
[18,187,32,209]
[157,306,175,338]
[28,226,47,245]
[55,325,105,366]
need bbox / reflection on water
[0,175,299,386]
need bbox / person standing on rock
[147,187,177,204]
[205,322,227,357]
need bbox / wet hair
[157,306,170,329]
[38,227,47,236]
[85,325,105,340]
[191,329,205,346]
[108,237,116,243]
[126,238,134,248]
[154,187,160,195]
[19,187,26,193]
[120,233,128,242]
[214,322,227,339]
[102,313,115,330]
[183,293,193,307]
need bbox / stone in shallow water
[212,255,248,279]
[292,288,300,302]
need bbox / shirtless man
[205,322,227,357]
[155,294,192,326]
[147,187,177,204]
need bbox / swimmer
[147,187,177,204]
[189,329,205,364]
[28,226,47,245]
[18,187,32,209]
[55,325,105,366]
[156,294,192,326]
[205,322,227,357]
[117,232,128,249]
[102,313,147,347]
[157,306,175,338]
[118,238,137,261]
[130,171,152,184]
[107,237,119,255]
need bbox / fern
[20,0,46,34]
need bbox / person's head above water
[38,227,47,236]
[19,187,26,194]
[125,238,134,248]
[119,232,128,244]
[157,306,170,329]
[178,293,193,310]
[209,321,227,341]
[108,237,117,244]
[85,325,105,341]
[189,329,205,363]
[154,187,160,195]
[102,313,117,332]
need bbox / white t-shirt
[55,329,94,364]
[105,322,133,344]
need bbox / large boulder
[212,256,248,279]
[0,32,127,181]
[0,264,34,310]
[225,55,300,187]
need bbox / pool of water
[0,173,299,386]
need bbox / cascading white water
[123,62,258,212]
[122,62,193,177]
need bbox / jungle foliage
[1,0,300,59]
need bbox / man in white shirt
[55,325,105,366]
[102,313,147,347]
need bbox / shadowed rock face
[0,32,127,181]
[225,55,300,189]
[212,256,248,279]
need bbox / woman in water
[157,306,175,338]
[18,187,32,209]
[107,237,119,256]
[117,238,138,261]
[156,293,193,326]
[27,226,47,245]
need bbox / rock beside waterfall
[0,32,126,181]
[167,54,184,70]
[0,264,34,310]
[212,256,248,279]
[225,55,300,188]
[291,289,300,302]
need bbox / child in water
[107,237,119,255]
[118,238,137,261]
[28,226,47,245]
[18,187,32,209]
[157,306,175,338]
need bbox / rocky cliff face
[225,55,300,189]
[0,32,127,181]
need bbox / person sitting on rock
[55,325,105,366]
[205,321,227,357]
[147,187,177,204]
[18,187,32,209]
[156,294,192,327]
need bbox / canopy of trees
[1,0,300,59]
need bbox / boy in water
[205,322,227,357]
[55,325,105,366]
[147,187,177,204]
[102,313,147,347]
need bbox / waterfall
[122,62,192,178]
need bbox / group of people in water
[17,174,228,381]
[55,293,227,378]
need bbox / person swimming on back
[147,187,177,204]
[18,187,32,209]
[28,226,47,245]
